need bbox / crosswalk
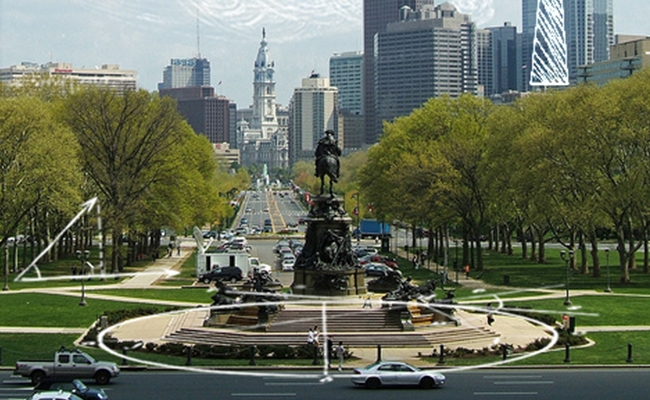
[0,375,36,399]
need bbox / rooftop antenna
[196,8,201,58]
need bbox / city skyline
[1,0,649,108]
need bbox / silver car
[351,361,446,389]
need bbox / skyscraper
[159,86,232,144]
[374,3,477,128]
[530,0,569,86]
[564,0,614,84]
[329,51,363,115]
[521,0,538,92]
[363,0,434,144]
[288,74,338,167]
[523,0,614,88]
[158,57,210,90]
[486,23,521,96]
[330,51,364,151]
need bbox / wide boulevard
[2,368,648,399]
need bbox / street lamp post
[560,250,574,306]
[604,248,612,293]
[3,244,9,291]
[76,249,89,306]
[454,239,459,284]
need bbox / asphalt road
[3,368,648,400]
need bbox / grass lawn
[156,251,198,287]
[0,293,173,328]
[0,334,81,366]
[509,331,650,366]
[479,247,650,291]
[500,294,650,327]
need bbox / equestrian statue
[314,130,341,196]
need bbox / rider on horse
[315,130,341,182]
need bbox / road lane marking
[484,375,543,379]
[265,382,326,386]
[475,392,538,396]
[232,394,297,397]
[493,381,554,385]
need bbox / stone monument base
[291,268,367,296]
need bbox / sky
[1,0,649,108]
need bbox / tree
[60,87,204,272]
[0,96,82,266]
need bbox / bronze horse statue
[316,153,338,196]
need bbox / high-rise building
[329,51,363,115]
[564,0,614,84]
[485,22,521,96]
[476,29,493,97]
[374,3,477,129]
[530,0,569,86]
[0,62,137,93]
[158,57,210,90]
[330,51,364,151]
[159,86,233,145]
[521,0,538,92]
[158,56,233,146]
[363,0,435,144]
[523,0,614,88]
[288,73,339,167]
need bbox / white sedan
[351,361,445,389]
[281,257,295,271]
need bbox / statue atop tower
[251,27,278,139]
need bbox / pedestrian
[312,325,320,347]
[362,295,373,309]
[307,327,314,346]
[412,255,418,269]
[464,264,470,279]
[167,242,173,258]
[176,239,181,256]
[487,303,495,326]
[326,337,333,368]
[335,341,345,371]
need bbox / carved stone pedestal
[290,195,365,296]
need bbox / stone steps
[266,308,402,333]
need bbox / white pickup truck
[14,348,120,385]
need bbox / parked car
[278,247,294,258]
[37,379,108,400]
[273,240,289,253]
[363,263,394,277]
[281,256,296,271]
[370,255,399,269]
[353,246,379,257]
[27,391,84,400]
[198,266,243,284]
[351,361,445,389]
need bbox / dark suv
[198,266,243,284]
